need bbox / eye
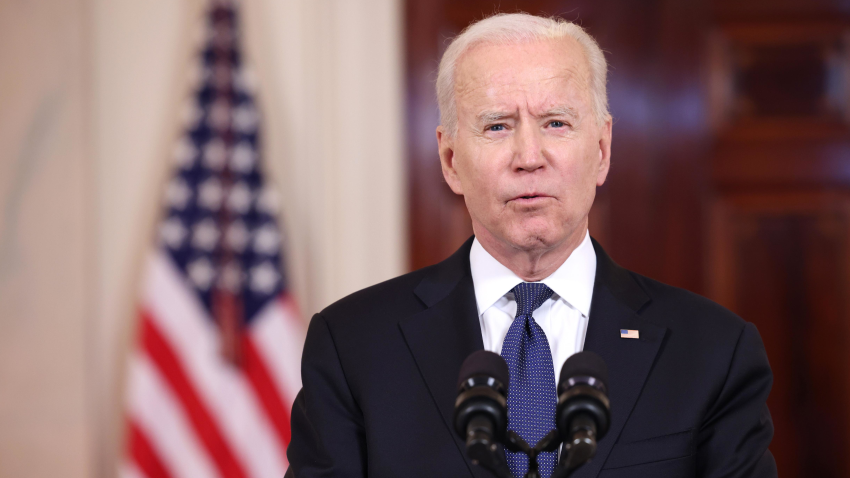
[549,120,566,128]
[487,124,506,132]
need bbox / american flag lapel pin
[620,329,639,339]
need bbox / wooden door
[405,1,850,476]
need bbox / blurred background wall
[0,0,403,476]
[2,0,850,477]
[0,0,90,475]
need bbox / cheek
[551,145,600,198]
[569,138,601,176]
[457,148,500,195]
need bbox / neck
[474,220,588,282]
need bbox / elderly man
[286,13,776,478]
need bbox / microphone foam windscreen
[457,350,510,390]
[559,351,608,388]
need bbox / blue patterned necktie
[501,282,557,478]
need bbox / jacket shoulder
[630,272,748,344]
[318,265,432,325]
[318,237,474,327]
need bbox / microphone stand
[504,429,561,478]
[497,426,595,478]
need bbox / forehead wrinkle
[454,39,595,124]
[535,67,590,100]
[483,67,590,108]
[528,71,592,120]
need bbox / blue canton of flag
[158,1,285,360]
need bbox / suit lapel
[399,238,486,477]
[398,237,666,478]
[573,239,667,478]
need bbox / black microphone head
[557,351,611,442]
[454,351,510,442]
[559,351,608,392]
[457,350,510,391]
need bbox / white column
[243,0,406,314]
[91,0,209,475]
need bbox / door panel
[405,1,850,476]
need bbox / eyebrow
[540,106,579,121]
[475,106,580,125]
[477,110,515,125]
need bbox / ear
[596,117,612,186]
[437,126,464,195]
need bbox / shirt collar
[469,230,597,317]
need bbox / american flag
[121,1,304,477]
[620,329,639,339]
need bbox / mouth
[509,193,551,205]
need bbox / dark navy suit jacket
[286,238,777,477]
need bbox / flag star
[208,98,231,131]
[200,64,213,83]
[250,262,280,294]
[203,138,227,171]
[256,187,279,215]
[253,223,280,255]
[192,218,220,251]
[187,257,216,290]
[234,67,257,93]
[198,177,223,211]
[159,217,187,249]
[165,178,192,209]
[230,141,256,173]
[227,182,253,214]
[233,103,258,133]
[219,260,244,293]
[173,139,198,169]
[225,220,250,252]
[181,101,204,130]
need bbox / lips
[509,193,551,204]
[511,192,547,199]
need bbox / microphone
[555,351,611,474]
[454,350,512,478]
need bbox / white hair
[436,13,610,136]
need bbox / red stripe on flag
[128,420,173,478]
[243,334,292,457]
[140,310,248,478]
[279,294,303,328]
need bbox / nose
[512,121,545,172]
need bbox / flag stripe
[142,251,287,477]
[243,334,292,456]
[249,297,304,403]
[128,420,173,478]
[141,312,248,478]
[126,352,221,478]
[119,462,147,478]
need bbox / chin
[504,227,563,252]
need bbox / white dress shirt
[469,230,597,376]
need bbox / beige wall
[0,0,404,476]
[0,0,92,476]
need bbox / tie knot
[511,282,554,318]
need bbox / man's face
[437,38,611,255]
